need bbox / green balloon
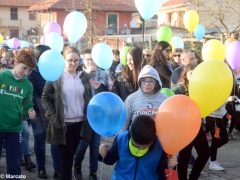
[160,88,175,97]
[120,46,131,65]
[156,26,172,43]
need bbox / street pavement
[0,130,240,180]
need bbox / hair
[154,41,172,52]
[178,63,197,88]
[34,45,50,62]
[170,48,183,59]
[63,46,80,58]
[112,49,120,56]
[16,48,36,68]
[143,48,151,55]
[130,115,156,145]
[122,46,142,90]
[82,48,92,55]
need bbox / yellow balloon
[224,38,236,47]
[202,39,226,61]
[183,10,199,32]
[0,34,3,43]
[189,61,233,117]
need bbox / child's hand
[28,108,36,120]
[167,154,178,168]
[99,143,108,158]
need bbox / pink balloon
[7,38,20,49]
[40,36,45,45]
[226,41,240,70]
[43,22,62,35]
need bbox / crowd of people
[0,39,239,180]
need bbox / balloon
[160,88,175,97]
[7,37,21,49]
[44,32,64,52]
[0,34,3,43]
[170,36,184,49]
[224,38,236,47]
[156,95,201,155]
[87,92,126,137]
[194,24,206,41]
[38,50,65,81]
[226,41,240,70]
[63,11,87,43]
[120,46,131,65]
[183,10,199,32]
[92,43,113,69]
[189,61,233,117]
[134,0,164,20]
[20,41,30,48]
[40,36,45,44]
[202,39,226,61]
[43,22,62,35]
[156,26,172,43]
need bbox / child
[99,115,174,180]
[0,48,36,176]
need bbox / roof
[29,0,137,12]
[162,0,185,7]
[0,0,41,7]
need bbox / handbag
[165,168,178,180]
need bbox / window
[107,13,118,35]
[9,29,19,38]
[29,12,36,21]
[10,7,18,20]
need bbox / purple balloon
[7,37,20,49]
[44,22,62,35]
[226,41,240,70]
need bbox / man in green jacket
[0,48,36,177]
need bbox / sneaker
[89,172,98,180]
[228,133,236,140]
[38,169,48,179]
[74,166,82,180]
[53,171,60,179]
[209,161,224,171]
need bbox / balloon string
[99,137,108,180]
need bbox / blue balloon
[92,43,113,70]
[38,50,65,81]
[44,32,64,52]
[20,41,30,48]
[194,24,206,41]
[87,92,126,137]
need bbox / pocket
[79,120,93,142]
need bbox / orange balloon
[156,95,201,155]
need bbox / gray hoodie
[123,65,167,130]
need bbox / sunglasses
[174,54,181,57]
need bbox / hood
[138,65,162,88]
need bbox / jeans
[21,117,60,172]
[177,127,210,180]
[0,132,22,178]
[21,121,30,156]
[74,131,101,173]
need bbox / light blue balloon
[134,0,164,20]
[38,50,65,81]
[63,11,87,43]
[194,24,206,41]
[20,41,30,48]
[92,43,113,69]
[44,32,64,52]
[171,36,184,49]
[87,92,126,137]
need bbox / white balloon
[63,11,87,44]
[44,32,64,52]
[171,36,184,49]
[92,43,113,70]
[134,0,164,20]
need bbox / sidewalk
[0,131,240,179]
